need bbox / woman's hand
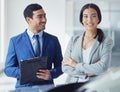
[62,57,77,68]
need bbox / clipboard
[20,56,47,85]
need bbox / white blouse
[78,46,92,82]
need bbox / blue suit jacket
[4,30,63,88]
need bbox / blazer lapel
[89,37,100,64]
[79,36,84,62]
[23,31,35,56]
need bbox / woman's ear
[98,19,100,24]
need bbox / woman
[62,3,113,85]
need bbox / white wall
[0,0,1,61]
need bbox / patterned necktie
[34,35,41,57]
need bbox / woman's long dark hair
[97,28,104,43]
[80,3,104,43]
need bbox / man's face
[27,9,47,32]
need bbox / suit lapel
[42,32,48,56]
[23,31,35,56]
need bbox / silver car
[77,67,120,92]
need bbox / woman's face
[82,8,99,31]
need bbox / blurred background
[0,0,120,91]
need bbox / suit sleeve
[4,38,20,79]
[50,37,63,78]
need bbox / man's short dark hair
[23,3,43,19]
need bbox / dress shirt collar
[27,29,43,39]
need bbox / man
[4,3,63,88]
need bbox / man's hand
[36,69,51,80]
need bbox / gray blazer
[62,34,113,84]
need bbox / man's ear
[26,17,31,24]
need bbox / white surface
[0,73,16,92]
[0,73,67,92]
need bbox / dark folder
[20,56,47,85]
